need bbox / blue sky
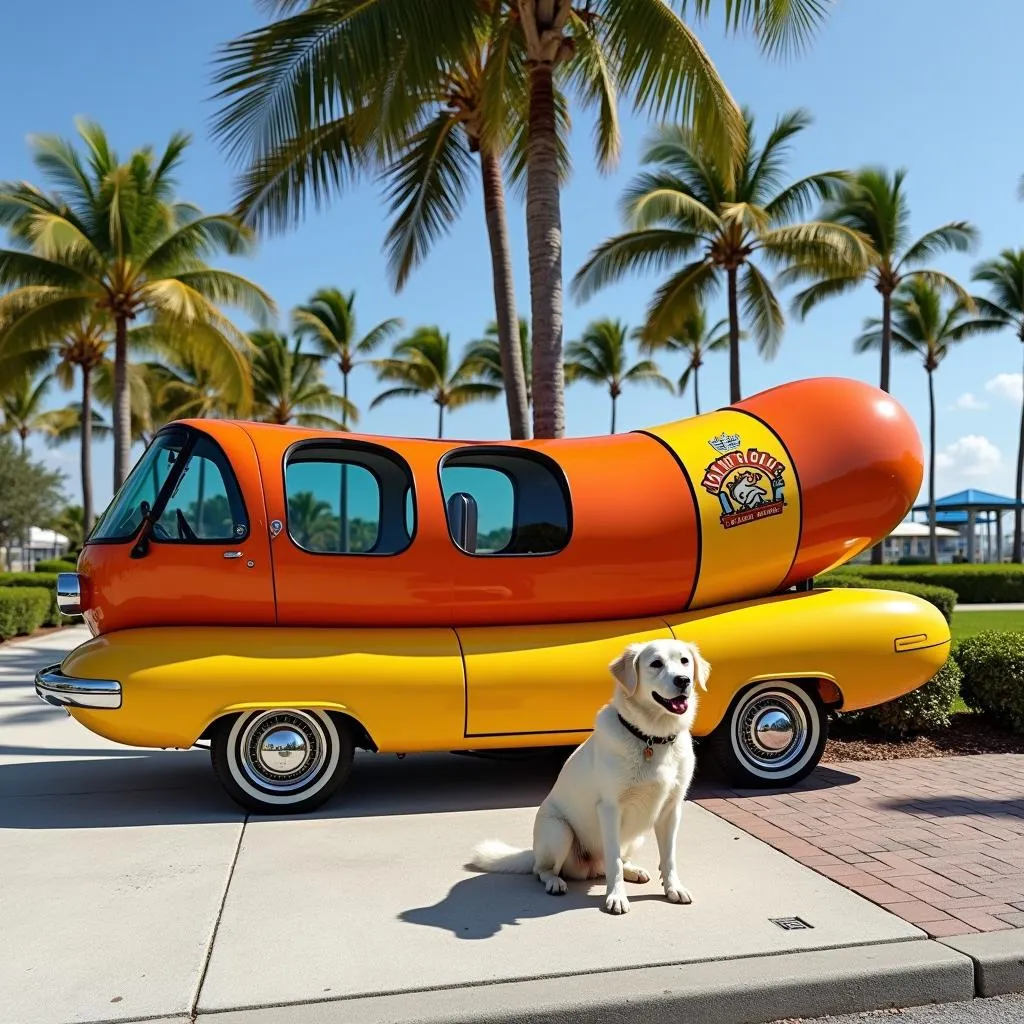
[2,0,1023,515]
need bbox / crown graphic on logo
[708,432,741,455]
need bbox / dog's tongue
[669,696,688,715]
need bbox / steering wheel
[176,508,199,542]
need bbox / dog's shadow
[400,869,667,939]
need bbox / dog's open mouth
[652,692,689,715]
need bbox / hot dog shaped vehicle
[38,376,949,813]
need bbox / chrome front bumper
[35,664,122,710]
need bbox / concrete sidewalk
[0,628,1001,1024]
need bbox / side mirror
[446,492,479,554]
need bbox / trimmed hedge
[34,558,77,574]
[954,631,1024,732]
[0,586,53,639]
[836,564,1024,604]
[839,656,962,736]
[0,572,78,627]
[818,572,958,624]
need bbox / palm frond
[898,222,979,270]
[741,262,784,358]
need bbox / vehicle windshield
[89,430,188,542]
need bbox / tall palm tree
[0,118,275,490]
[637,307,731,416]
[972,250,1024,563]
[572,108,867,403]
[463,318,533,412]
[211,4,538,441]
[782,167,979,395]
[292,288,402,429]
[250,330,351,428]
[855,279,1003,563]
[371,326,502,438]
[565,318,673,433]
[211,1,836,441]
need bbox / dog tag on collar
[644,746,653,760]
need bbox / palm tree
[371,327,502,438]
[463,318,533,411]
[210,1,836,441]
[0,372,66,455]
[565,318,673,433]
[211,5,537,441]
[572,108,867,403]
[0,118,275,490]
[250,331,352,428]
[854,279,1003,563]
[782,167,979,395]
[637,307,731,416]
[972,250,1024,563]
[292,288,402,429]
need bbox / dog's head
[609,638,710,731]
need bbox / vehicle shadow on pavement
[884,795,1024,819]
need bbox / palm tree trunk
[19,431,26,457]
[1015,342,1024,563]
[113,314,132,491]
[927,367,937,564]
[880,289,892,394]
[81,365,95,536]
[869,288,894,566]
[340,369,349,553]
[480,148,530,441]
[525,61,565,439]
[693,366,701,416]
[610,392,617,434]
[438,402,444,439]
[727,268,741,404]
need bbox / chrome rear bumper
[35,664,121,710]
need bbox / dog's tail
[468,839,535,874]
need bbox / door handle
[223,551,243,559]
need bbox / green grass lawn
[951,610,1024,641]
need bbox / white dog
[468,638,710,914]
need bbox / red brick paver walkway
[694,754,1024,938]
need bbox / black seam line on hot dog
[729,408,805,593]
[635,429,703,611]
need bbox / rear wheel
[705,680,827,788]
[211,709,354,814]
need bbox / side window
[285,443,415,555]
[440,450,570,556]
[156,435,249,542]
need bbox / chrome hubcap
[737,691,809,770]
[239,711,328,792]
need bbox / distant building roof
[890,521,959,538]
[912,489,1017,512]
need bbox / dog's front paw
[622,863,650,884]
[604,889,631,915]
[544,875,567,895]
[665,883,692,905]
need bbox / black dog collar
[617,713,677,760]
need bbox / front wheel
[211,709,354,814]
[705,680,827,788]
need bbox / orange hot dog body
[78,377,923,635]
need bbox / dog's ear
[609,643,645,695]
[690,643,712,691]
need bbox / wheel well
[725,676,843,717]
[197,709,379,752]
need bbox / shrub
[34,558,77,574]
[839,656,962,736]
[0,586,52,639]
[836,564,1024,604]
[0,572,77,626]
[953,631,1024,732]
[819,572,957,623]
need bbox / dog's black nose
[673,675,691,691]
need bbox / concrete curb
[196,939,974,1024]
[940,931,1024,997]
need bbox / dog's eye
[681,657,689,665]
[649,659,663,670]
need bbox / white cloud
[933,435,1005,497]
[984,372,1023,403]
[950,392,988,411]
